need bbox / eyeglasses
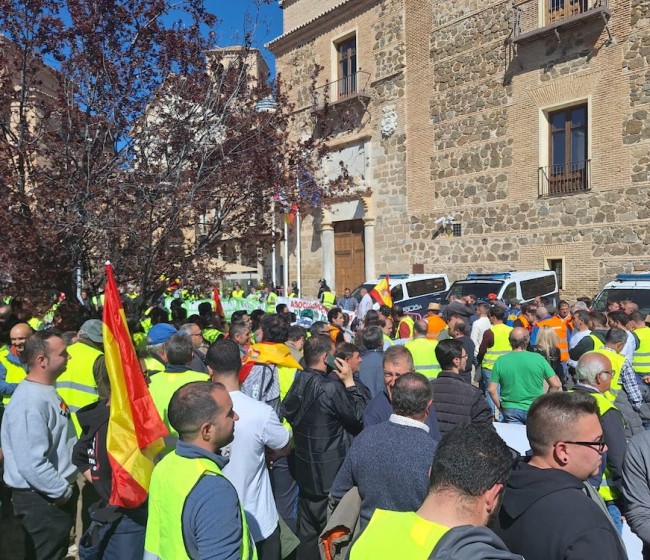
[559,434,606,454]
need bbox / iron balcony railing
[512,0,609,41]
[538,159,591,196]
[312,70,372,109]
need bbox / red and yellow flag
[103,262,168,508]
[370,276,393,307]
[212,287,224,318]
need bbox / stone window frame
[546,257,565,289]
[331,29,358,100]
[538,97,592,196]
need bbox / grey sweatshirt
[431,526,524,560]
[1,380,77,499]
[623,430,650,545]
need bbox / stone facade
[269,0,650,301]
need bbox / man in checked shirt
[595,327,650,437]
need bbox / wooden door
[334,220,365,296]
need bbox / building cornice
[267,0,382,56]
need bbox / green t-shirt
[491,351,556,411]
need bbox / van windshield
[593,289,650,315]
[447,280,504,300]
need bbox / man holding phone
[283,335,370,560]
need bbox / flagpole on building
[271,199,277,288]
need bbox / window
[547,0,590,24]
[336,36,357,99]
[520,275,558,301]
[452,222,462,237]
[503,283,517,302]
[547,259,564,289]
[406,278,448,298]
[391,285,404,302]
[547,104,588,195]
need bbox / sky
[211,1,284,75]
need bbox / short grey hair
[179,323,200,334]
[147,342,165,356]
[576,353,607,385]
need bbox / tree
[0,0,346,312]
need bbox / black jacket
[430,372,494,436]
[282,367,369,496]
[493,462,627,560]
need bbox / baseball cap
[147,323,177,345]
[487,293,498,300]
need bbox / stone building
[268,0,650,301]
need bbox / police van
[592,273,650,316]
[445,271,559,306]
[351,274,450,314]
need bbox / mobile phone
[325,353,338,369]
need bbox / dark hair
[589,311,608,328]
[229,321,249,339]
[379,305,392,317]
[171,306,188,325]
[327,307,343,323]
[165,332,194,366]
[364,310,380,327]
[288,325,306,342]
[392,305,405,318]
[392,373,432,417]
[23,330,63,368]
[309,321,329,337]
[198,302,213,317]
[489,306,505,321]
[276,304,288,315]
[149,307,169,325]
[361,326,383,350]
[573,309,590,324]
[630,311,644,323]
[230,310,249,324]
[261,313,289,343]
[53,301,89,332]
[205,339,241,377]
[452,321,467,335]
[250,309,266,332]
[335,342,359,360]
[304,335,332,367]
[435,339,464,370]
[429,424,514,497]
[168,381,224,439]
[606,327,628,345]
[521,303,537,315]
[577,296,592,306]
[527,391,598,456]
[558,300,569,308]
[608,311,629,327]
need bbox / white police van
[592,273,650,316]
[445,271,559,305]
[351,274,450,314]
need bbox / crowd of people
[0,286,649,559]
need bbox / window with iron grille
[336,36,357,100]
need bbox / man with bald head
[0,323,32,418]
[488,327,561,424]
[573,352,627,533]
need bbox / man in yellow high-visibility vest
[350,424,520,560]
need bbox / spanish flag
[370,276,393,307]
[103,262,168,508]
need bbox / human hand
[333,357,355,388]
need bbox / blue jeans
[502,408,528,425]
[481,367,502,421]
[607,503,623,535]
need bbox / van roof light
[466,273,512,280]
[616,273,650,281]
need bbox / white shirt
[567,329,591,368]
[622,330,637,364]
[222,391,290,542]
[357,293,374,320]
[470,316,491,356]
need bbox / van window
[406,278,447,298]
[502,283,517,302]
[391,285,404,302]
[520,276,557,301]
[593,289,650,315]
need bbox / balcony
[311,71,372,112]
[512,0,611,44]
[538,159,591,197]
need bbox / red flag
[103,262,167,508]
[212,287,224,317]
[370,276,393,307]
